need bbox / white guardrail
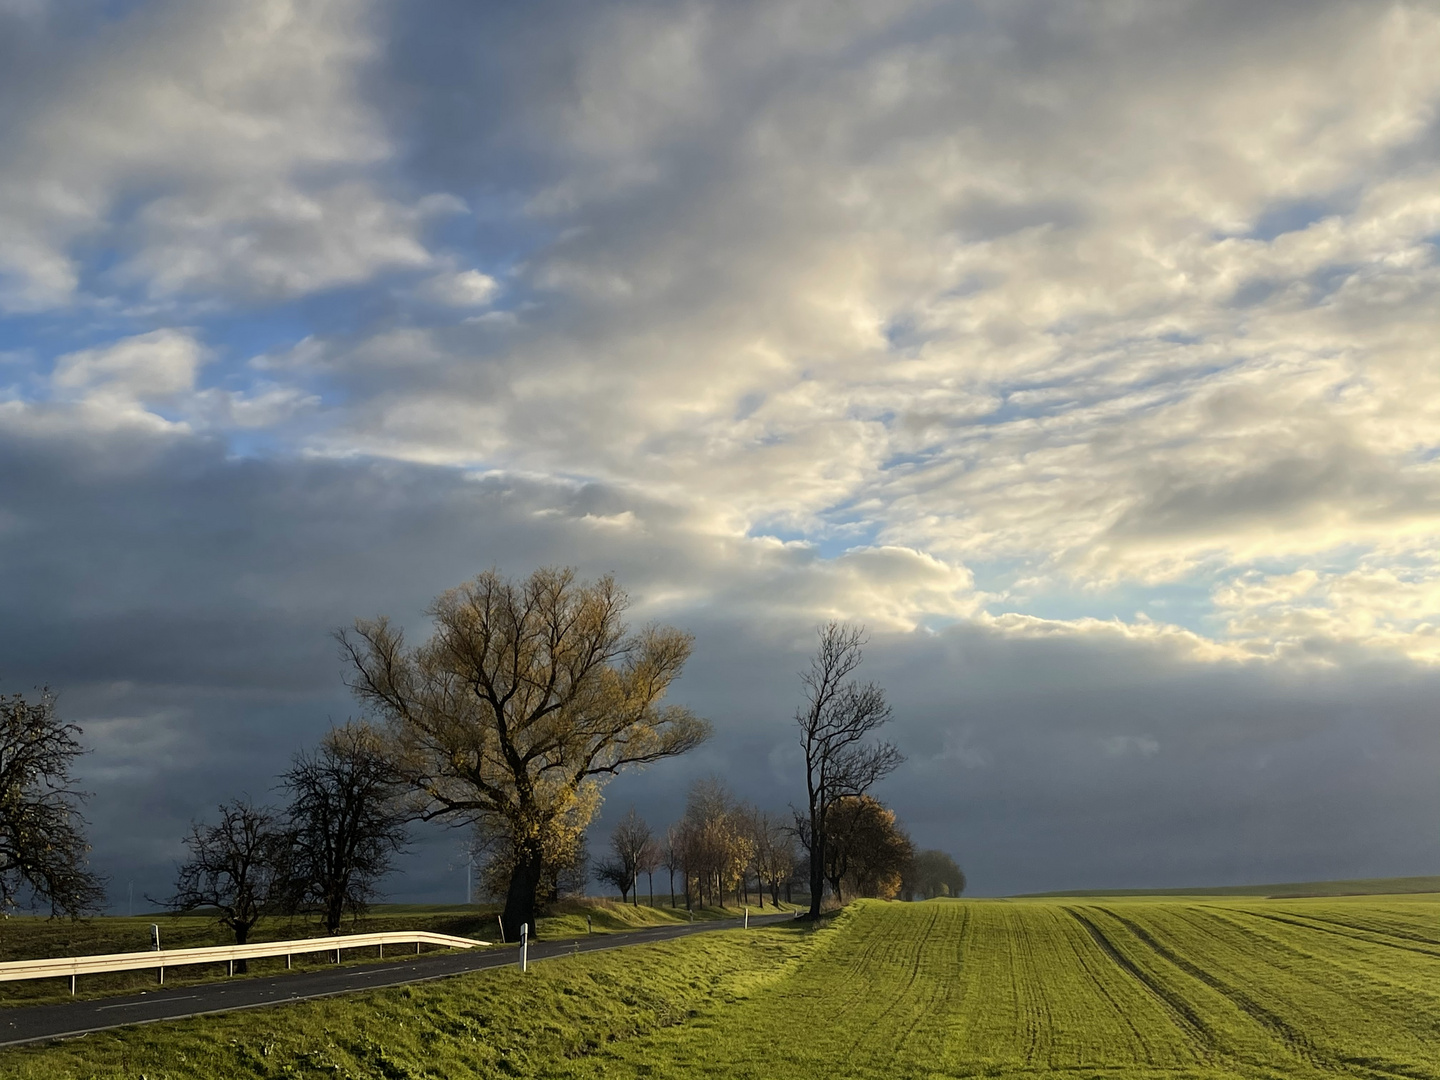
[0,930,489,995]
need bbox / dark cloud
[3,0,1440,911]
[4,420,1437,906]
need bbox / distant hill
[1016,875,1440,899]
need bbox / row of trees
[596,782,797,909]
[1,566,962,934]
[595,781,963,911]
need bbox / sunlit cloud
[3,0,1440,897]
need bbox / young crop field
[4,895,1438,1078]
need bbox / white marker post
[744,906,749,930]
[497,916,506,944]
[519,923,529,972]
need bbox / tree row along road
[0,911,796,1047]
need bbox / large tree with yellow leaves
[339,567,708,939]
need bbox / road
[0,911,797,1048]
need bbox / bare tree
[661,825,683,907]
[752,810,794,908]
[162,799,286,971]
[594,856,634,902]
[280,722,410,935]
[0,688,106,917]
[609,808,654,906]
[640,833,662,906]
[339,567,710,940]
[794,623,903,918]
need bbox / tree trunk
[668,868,675,907]
[808,812,826,919]
[324,892,344,937]
[233,921,251,974]
[501,846,544,942]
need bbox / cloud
[416,269,500,308]
[52,328,204,403]
[4,0,1440,903]
[0,0,441,310]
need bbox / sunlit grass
[0,897,778,1007]
[5,894,1438,1078]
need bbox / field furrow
[16,896,1438,1079]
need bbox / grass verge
[0,898,789,1007]
[0,921,821,1079]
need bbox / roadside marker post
[744,907,749,930]
[497,916,506,944]
[520,923,529,973]
[586,915,592,934]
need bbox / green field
[1020,874,1440,898]
[5,895,1439,1078]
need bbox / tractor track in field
[1058,913,1174,1064]
[1239,909,1440,959]
[1303,913,1440,948]
[842,905,944,1064]
[1063,908,1219,1059]
[1099,907,1325,1070]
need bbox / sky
[2,0,1439,906]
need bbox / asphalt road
[0,911,798,1048]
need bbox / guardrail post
[70,974,76,996]
[228,960,234,977]
[159,964,164,985]
[335,948,341,964]
[379,943,384,959]
[520,923,528,973]
[286,954,291,969]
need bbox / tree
[280,722,410,935]
[904,849,966,900]
[661,825,683,907]
[0,689,106,916]
[474,817,590,905]
[676,777,752,908]
[339,567,710,940]
[823,795,913,902]
[794,622,903,918]
[609,808,654,907]
[163,799,286,971]
[751,810,795,908]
